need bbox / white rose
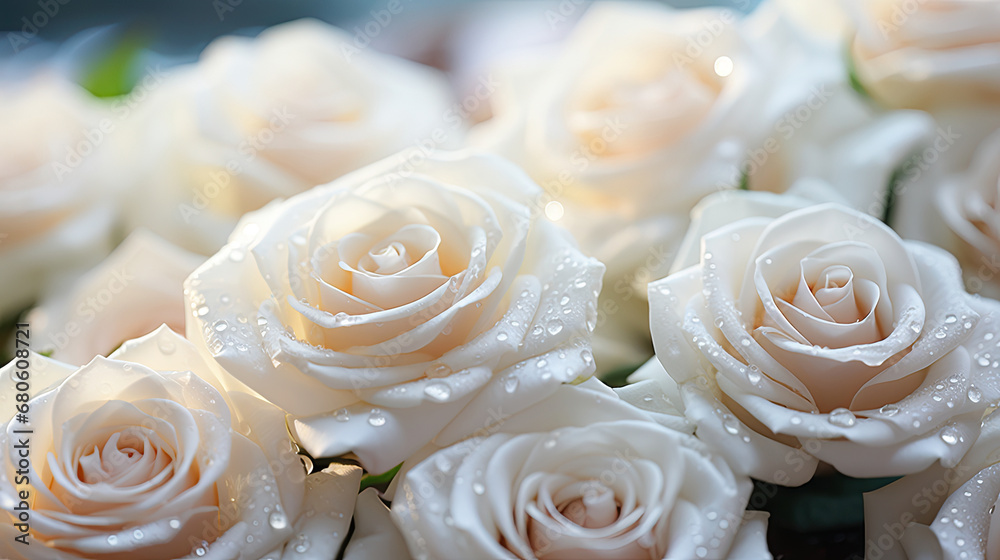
[937,129,1000,299]
[343,488,412,560]
[391,379,771,560]
[121,19,459,254]
[846,0,1000,113]
[0,75,117,318]
[864,408,1000,560]
[184,150,605,474]
[645,190,1000,485]
[469,2,766,372]
[27,230,204,364]
[0,326,360,559]
[743,0,936,217]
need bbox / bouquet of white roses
[2,0,1000,558]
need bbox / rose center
[559,483,620,529]
[76,427,169,486]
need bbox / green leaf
[81,31,149,98]
[359,463,402,493]
[844,41,872,101]
[738,167,750,191]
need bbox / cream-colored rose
[469,2,766,372]
[0,326,360,559]
[27,230,204,364]
[0,75,117,318]
[343,488,411,560]
[184,150,604,474]
[391,379,771,560]
[644,190,1000,485]
[864,408,1000,560]
[743,0,936,217]
[847,0,1000,113]
[936,129,1000,299]
[121,18,459,254]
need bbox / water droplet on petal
[940,428,960,445]
[169,519,181,530]
[472,482,486,495]
[945,314,958,324]
[969,386,983,403]
[107,535,119,546]
[828,408,856,427]
[722,415,740,435]
[268,512,288,529]
[496,332,509,342]
[334,408,350,422]
[547,321,564,336]
[424,383,452,402]
[294,534,311,553]
[367,409,387,427]
[425,363,452,378]
[879,404,900,417]
[504,376,519,393]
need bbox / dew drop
[879,404,900,417]
[268,511,288,530]
[107,535,119,546]
[169,519,181,530]
[722,415,740,435]
[940,428,960,445]
[425,363,452,379]
[133,529,144,540]
[945,314,958,324]
[969,386,983,403]
[496,332,509,342]
[504,376,519,393]
[978,356,991,367]
[473,482,486,495]
[334,408,350,422]
[293,534,311,553]
[367,409,387,427]
[158,337,177,355]
[424,383,452,402]
[828,408,856,427]
[547,321,564,336]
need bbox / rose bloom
[121,18,458,254]
[847,0,1000,113]
[468,2,766,372]
[865,408,1000,560]
[643,190,1000,485]
[0,75,117,318]
[184,150,604,474]
[0,326,361,560]
[27,230,204,364]
[391,379,770,560]
[937,129,1000,299]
